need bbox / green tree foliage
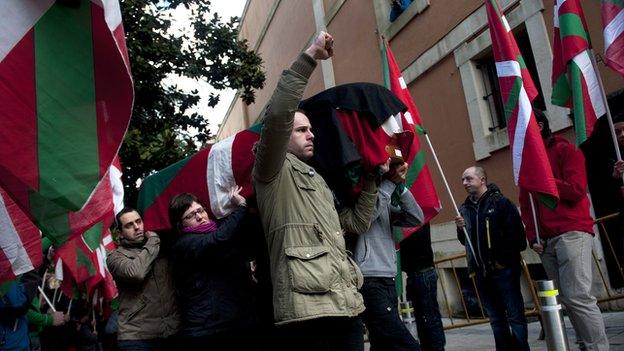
[119,0,265,204]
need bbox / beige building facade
[216,0,624,312]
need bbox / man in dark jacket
[456,166,528,351]
[107,208,180,351]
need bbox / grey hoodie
[354,180,424,277]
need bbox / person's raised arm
[253,32,334,183]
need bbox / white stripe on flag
[554,0,567,28]
[0,0,55,62]
[109,163,124,215]
[91,0,123,30]
[604,9,624,49]
[495,60,521,78]
[501,15,511,33]
[398,77,407,90]
[96,246,106,278]
[207,135,236,219]
[55,258,63,281]
[381,113,403,136]
[512,86,532,184]
[573,51,607,117]
[0,192,34,276]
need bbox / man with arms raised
[253,32,378,351]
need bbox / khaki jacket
[107,236,180,340]
[253,53,377,325]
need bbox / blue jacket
[1,281,31,351]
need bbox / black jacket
[400,224,434,273]
[457,184,526,276]
[171,207,257,338]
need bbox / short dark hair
[534,109,552,138]
[115,207,139,230]
[168,193,200,230]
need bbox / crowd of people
[2,30,622,351]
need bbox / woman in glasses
[168,187,259,350]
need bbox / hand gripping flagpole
[589,49,623,184]
[422,131,478,262]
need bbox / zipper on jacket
[486,217,491,250]
[475,203,485,273]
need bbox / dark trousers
[476,266,529,351]
[361,277,421,351]
[275,316,364,351]
[406,268,446,351]
[181,327,259,350]
[117,337,174,351]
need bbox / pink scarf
[182,221,218,234]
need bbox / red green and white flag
[0,188,43,283]
[0,0,133,237]
[54,159,122,299]
[601,0,624,75]
[552,0,606,144]
[485,0,559,206]
[138,126,261,231]
[381,40,442,236]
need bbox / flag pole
[588,49,623,183]
[422,132,478,262]
[377,29,478,263]
[528,193,541,243]
[38,286,57,312]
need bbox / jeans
[275,316,364,351]
[475,266,529,351]
[406,267,446,351]
[361,277,421,351]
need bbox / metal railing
[593,212,624,304]
[434,253,540,330]
[432,212,624,331]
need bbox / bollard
[536,280,569,351]
[399,300,418,341]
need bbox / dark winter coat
[171,207,257,338]
[457,184,526,276]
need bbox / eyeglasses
[182,207,206,222]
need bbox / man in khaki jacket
[253,32,377,351]
[107,208,180,350]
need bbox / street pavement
[364,311,624,350]
[444,312,624,350]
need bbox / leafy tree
[119,0,265,204]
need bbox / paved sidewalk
[443,312,624,350]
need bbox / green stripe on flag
[30,192,70,245]
[137,156,192,213]
[559,13,590,42]
[603,0,624,7]
[405,150,426,188]
[76,247,96,277]
[503,78,523,122]
[516,55,527,69]
[35,2,99,210]
[83,223,102,251]
[569,61,588,144]
[381,42,391,89]
[551,75,571,106]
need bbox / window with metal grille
[475,27,546,132]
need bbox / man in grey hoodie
[354,160,424,351]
